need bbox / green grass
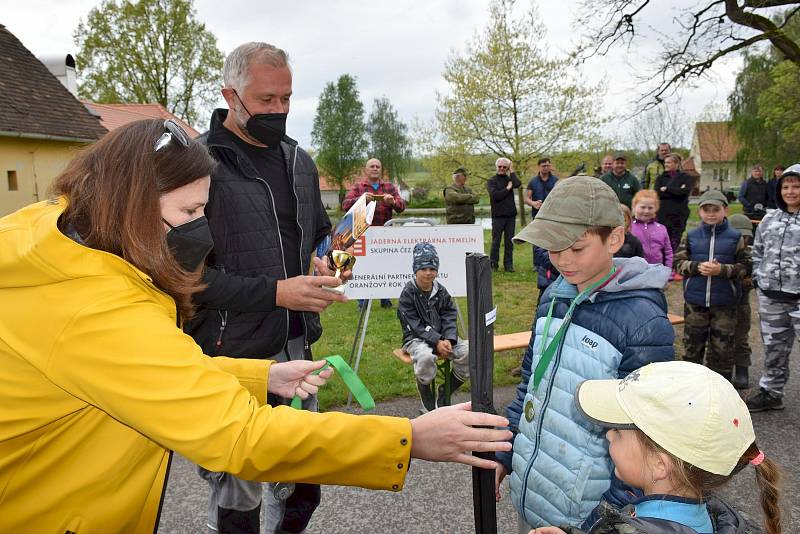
[314,228,538,408]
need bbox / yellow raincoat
[0,198,411,533]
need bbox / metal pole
[348,300,370,368]
[453,298,467,339]
[466,252,497,534]
[347,299,372,408]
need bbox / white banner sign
[343,224,485,299]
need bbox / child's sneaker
[745,388,784,412]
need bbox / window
[7,170,18,191]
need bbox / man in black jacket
[185,42,345,534]
[738,164,770,220]
[486,157,522,272]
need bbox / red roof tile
[83,102,200,138]
[695,122,739,163]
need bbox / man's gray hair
[496,157,511,167]
[223,42,290,91]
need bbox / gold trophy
[323,250,357,294]
[320,192,375,294]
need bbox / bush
[411,185,429,201]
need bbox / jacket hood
[775,173,794,211]
[0,198,156,292]
[546,257,670,306]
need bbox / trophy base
[321,284,346,294]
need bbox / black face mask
[163,216,214,272]
[233,90,287,148]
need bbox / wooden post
[466,252,497,534]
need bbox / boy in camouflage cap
[397,242,469,412]
[673,190,751,384]
[497,176,675,530]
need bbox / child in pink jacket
[630,190,673,268]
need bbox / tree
[429,0,602,226]
[311,75,368,204]
[366,97,412,181]
[729,10,800,168]
[575,0,800,109]
[74,0,224,127]
[626,103,691,154]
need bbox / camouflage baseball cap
[728,213,753,238]
[513,176,625,251]
[698,189,728,207]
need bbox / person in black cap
[443,168,480,224]
[397,242,469,412]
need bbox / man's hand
[506,180,513,190]
[698,259,721,276]
[383,195,395,206]
[313,256,353,283]
[495,464,507,502]
[267,359,333,399]
[409,402,512,469]
[532,200,543,210]
[660,186,667,192]
[436,339,453,357]
[529,528,568,534]
[276,274,348,312]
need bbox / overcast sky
[3,0,741,150]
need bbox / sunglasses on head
[154,119,191,152]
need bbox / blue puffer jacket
[682,220,742,307]
[498,258,675,528]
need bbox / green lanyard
[532,267,617,393]
[290,355,375,411]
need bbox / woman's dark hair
[52,119,216,319]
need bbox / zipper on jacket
[152,451,174,534]
[776,212,797,291]
[518,311,571,517]
[214,265,228,353]
[289,145,311,351]
[254,172,291,349]
[705,225,716,307]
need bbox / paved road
[159,348,799,534]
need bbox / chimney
[39,53,78,97]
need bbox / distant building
[690,122,744,192]
[682,156,702,195]
[0,25,106,216]
[83,102,200,138]
[318,174,348,210]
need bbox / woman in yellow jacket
[0,119,511,533]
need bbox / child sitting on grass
[532,360,781,534]
[397,242,469,412]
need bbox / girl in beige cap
[533,361,782,534]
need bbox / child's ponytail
[743,443,782,534]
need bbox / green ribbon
[290,355,375,411]
[532,267,617,393]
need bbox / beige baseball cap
[513,175,624,251]
[575,361,755,476]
